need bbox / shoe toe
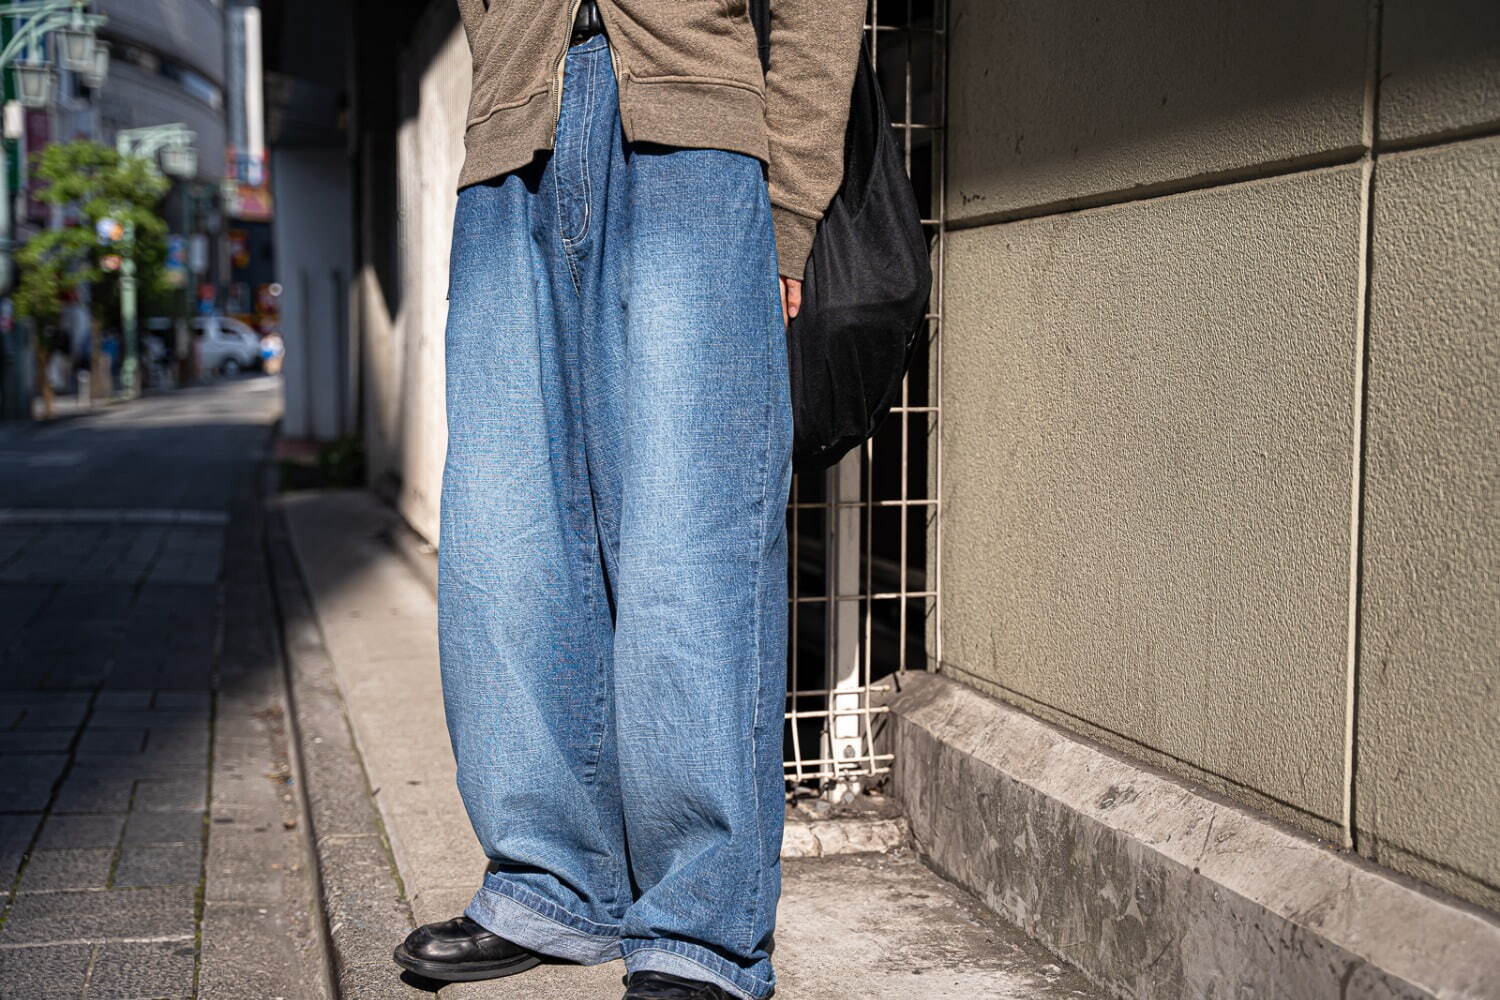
[403,916,486,962]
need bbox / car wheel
[222,358,241,376]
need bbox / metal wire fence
[783,0,945,795]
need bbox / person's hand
[780,277,803,326]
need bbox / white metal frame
[784,0,945,792]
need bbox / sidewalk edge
[267,498,421,998]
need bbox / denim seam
[738,254,777,954]
[550,92,582,295]
[567,49,597,249]
[569,42,604,790]
[561,48,600,251]
[625,944,774,998]
[477,877,623,938]
[570,43,617,910]
[552,163,583,294]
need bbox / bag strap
[749,0,771,74]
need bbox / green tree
[12,141,170,407]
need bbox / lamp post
[114,123,195,396]
[0,0,106,419]
[0,1,107,295]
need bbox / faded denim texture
[438,34,791,1000]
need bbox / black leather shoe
[623,970,742,999]
[392,915,542,982]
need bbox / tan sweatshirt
[454,0,866,279]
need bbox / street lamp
[114,124,198,397]
[0,2,104,112]
[80,40,107,90]
[54,24,95,73]
[12,60,56,107]
[160,143,196,179]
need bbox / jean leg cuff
[465,880,622,965]
[623,941,774,1000]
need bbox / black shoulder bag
[750,0,932,472]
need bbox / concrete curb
[267,502,422,998]
[887,670,1500,1000]
[781,817,910,858]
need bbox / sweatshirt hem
[457,78,771,193]
[456,94,560,192]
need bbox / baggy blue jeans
[437,34,790,1000]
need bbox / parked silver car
[195,316,262,375]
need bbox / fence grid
[784,0,945,793]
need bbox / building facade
[937,0,1498,912]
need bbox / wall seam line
[945,146,1369,231]
[1344,0,1384,854]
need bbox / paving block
[87,939,197,999]
[0,942,93,999]
[123,809,204,846]
[0,777,59,813]
[0,753,68,784]
[154,691,211,710]
[133,777,208,812]
[0,884,196,944]
[94,690,153,709]
[203,828,298,906]
[77,750,204,781]
[0,812,42,879]
[16,847,114,891]
[33,812,126,850]
[76,728,147,755]
[198,901,324,1000]
[51,774,134,814]
[114,843,203,888]
[0,731,73,753]
[0,812,42,851]
[88,708,208,730]
[144,729,212,757]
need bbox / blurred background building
[93,0,226,322]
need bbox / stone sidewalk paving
[0,380,329,999]
[278,490,1103,1000]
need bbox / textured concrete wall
[947,0,1370,222]
[1380,0,1500,145]
[941,0,1500,909]
[1356,136,1500,911]
[361,5,469,544]
[942,168,1365,836]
